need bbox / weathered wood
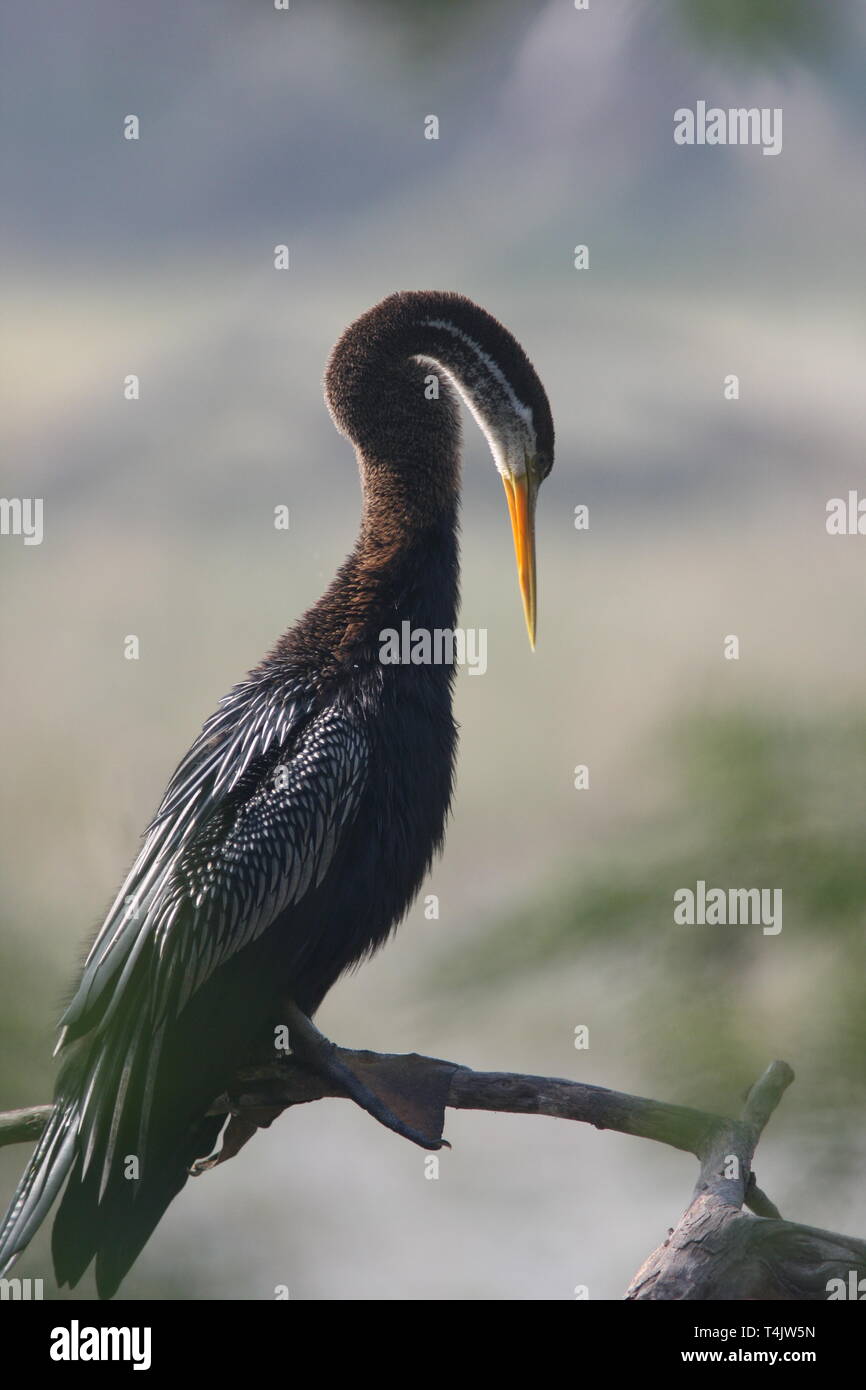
[626,1062,866,1300]
[628,1199,866,1300]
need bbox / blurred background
[2,0,866,1300]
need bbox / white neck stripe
[421,317,534,427]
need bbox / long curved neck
[279,291,539,671]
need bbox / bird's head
[413,297,554,648]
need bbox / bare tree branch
[0,1104,53,1147]
[2,1052,863,1300]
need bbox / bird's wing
[19,683,368,1292]
[59,678,368,1042]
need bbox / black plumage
[0,290,554,1296]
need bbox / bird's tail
[0,957,212,1296]
[0,1028,225,1298]
[0,928,275,1297]
[0,1092,79,1280]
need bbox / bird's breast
[282,661,456,1011]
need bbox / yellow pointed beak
[502,468,538,649]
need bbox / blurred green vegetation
[439,709,866,1151]
[671,0,840,65]
[352,0,842,69]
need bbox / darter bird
[0,290,554,1297]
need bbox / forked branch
[2,1053,863,1299]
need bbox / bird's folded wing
[59,679,368,1042]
